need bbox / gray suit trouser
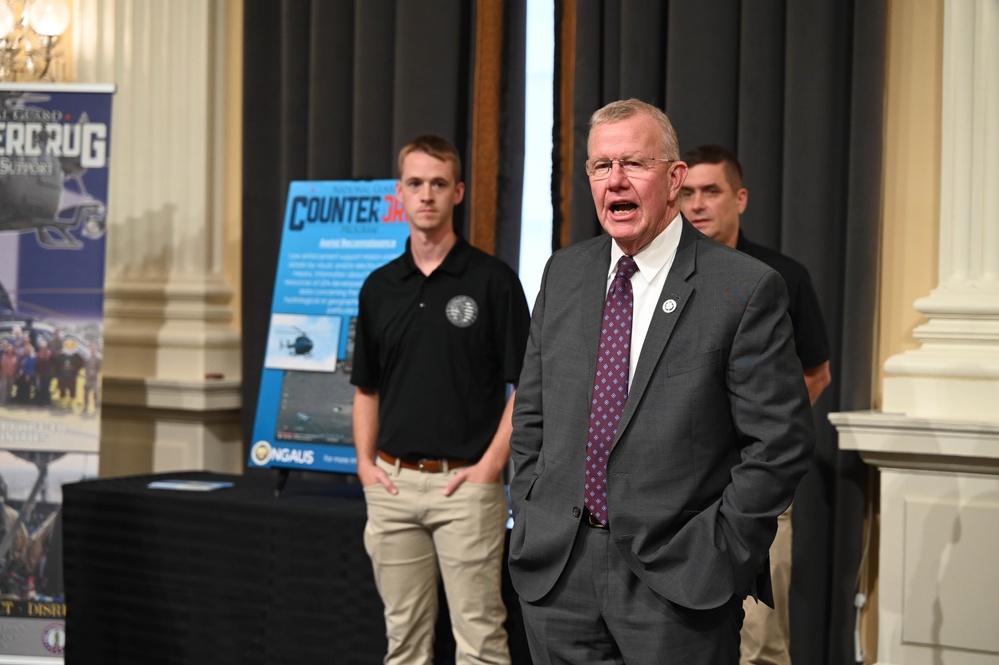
[520,522,743,665]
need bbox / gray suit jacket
[508,219,815,610]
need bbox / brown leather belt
[377,450,471,473]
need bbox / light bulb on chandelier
[0,0,72,82]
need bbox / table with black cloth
[62,471,531,665]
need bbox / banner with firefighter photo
[0,82,114,659]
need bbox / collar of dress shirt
[608,212,683,283]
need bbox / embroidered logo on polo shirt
[445,295,478,328]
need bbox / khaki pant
[364,455,511,665]
[741,504,793,665]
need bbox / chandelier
[0,0,71,82]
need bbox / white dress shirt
[607,213,683,385]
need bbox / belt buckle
[586,509,608,529]
[417,458,435,472]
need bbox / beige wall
[862,0,945,654]
[878,0,943,406]
[224,0,243,331]
[69,0,244,476]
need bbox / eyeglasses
[584,156,675,180]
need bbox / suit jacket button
[572,507,581,518]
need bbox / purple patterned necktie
[584,255,638,526]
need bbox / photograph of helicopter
[0,92,108,250]
[264,313,341,373]
[282,326,313,358]
[0,88,108,420]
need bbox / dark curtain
[556,1,885,663]
[241,0,527,472]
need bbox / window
[518,0,554,309]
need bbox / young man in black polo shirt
[680,144,832,665]
[351,134,530,665]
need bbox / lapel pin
[662,299,677,314]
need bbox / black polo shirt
[350,236,531,461]
[736,231,830,370]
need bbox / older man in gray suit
[508,99,815,664]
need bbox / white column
[831,3,999,665]
[882,0,999,420]
[71,0,242,474]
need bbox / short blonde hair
[397,134,462,182]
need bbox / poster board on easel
[247,180,408,479]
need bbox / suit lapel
[581,237,612,379]
[614,220,698,442]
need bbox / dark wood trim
[469,0,504,255]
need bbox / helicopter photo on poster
[249,179,409,475]
[263,313,341,373]
[0,82,114,660]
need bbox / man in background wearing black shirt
[681,144,831,665]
